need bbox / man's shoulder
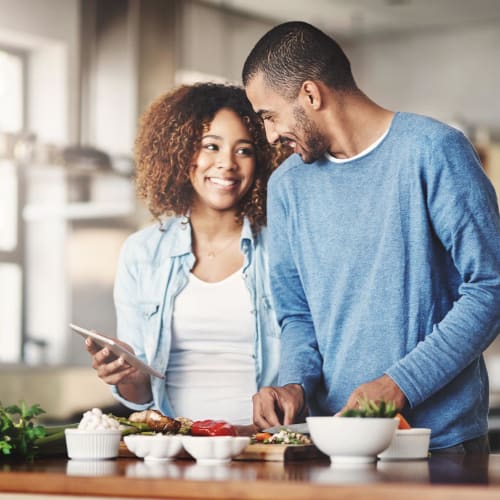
[269,153,308,185]
[395,112,464,141]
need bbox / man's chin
[298,151,321,164]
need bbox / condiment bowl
[378,428,431,460]
[123,434,184,462]
[65,428,121,460]
[181,436,250,465]
[306,416,398,464]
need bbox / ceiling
[200,0,500,41]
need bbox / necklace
[204,234,240,259]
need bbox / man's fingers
[253,388,282,429]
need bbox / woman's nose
[216,151,235,169]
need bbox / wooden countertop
[1,454,500,500]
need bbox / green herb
[341,398,397,418]
[0,401,47,462]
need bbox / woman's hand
[85,338,153,404]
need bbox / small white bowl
[123,434,184,462]
[181,436,250,465]
[307,416,398,464]
[65,428,121,460]
[378,428,431,460]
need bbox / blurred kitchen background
[1,0,500,431]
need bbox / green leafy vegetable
[341,398,397,418]
[0,401,47,462]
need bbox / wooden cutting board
[235,443,325,462]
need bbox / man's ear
[299,81,323,110]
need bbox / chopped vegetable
[254,432,273,442]
[190,419,237,437]
[395,412,411,429]
[251,429,311,445]
[341,398,398,418]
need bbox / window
[0,48,24,134]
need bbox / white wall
[178,0,273,84]
[349,20,500,138]
[0,0,80,144]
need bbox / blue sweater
[268,112,500,449]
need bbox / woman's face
[190,108,256,214]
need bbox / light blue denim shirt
[110,216,280,417]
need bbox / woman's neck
[189,208,242,242]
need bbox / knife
[262,422,309,434]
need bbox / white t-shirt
[167,269,256,425]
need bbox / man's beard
[292,105,329,164]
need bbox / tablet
[70,323,165,379]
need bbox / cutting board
[235,442,325,462]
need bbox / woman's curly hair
[134,82,288,231]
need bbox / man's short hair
[242,21,357,100]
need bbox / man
[243,21,500,452]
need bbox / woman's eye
[203,143,219,151]
[237,147,255,156]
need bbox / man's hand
[338,374,406,415]
[252,384,305,430]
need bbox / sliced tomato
[395,413,411,429]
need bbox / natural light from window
[0,49,23,133]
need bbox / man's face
[245,72,329,164]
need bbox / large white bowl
[306,416,398,464]
[65,428,121,460]
[378,428,431,460]
[123,434,184,462]
[181,436,250,465]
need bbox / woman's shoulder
[122,217,187,261]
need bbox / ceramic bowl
[181,436,250,465]
[378,428,431,460]
[65,428,121,460]
[306,416,398,464]
[123,434,184,462]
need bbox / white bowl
[123,434,184,462]
[306,416,398,464]
[378,428,431,460]
[181,436,250,465]
[65,428,121,460]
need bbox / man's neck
[324,92,394,159]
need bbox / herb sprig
[0,401,47,462]
[341,398,397,418]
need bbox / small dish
[65,428,121,460]
[123,434,184,462]
[307,416,398,464]
[378,428,431,460]
[181,436,250,465]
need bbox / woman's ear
[299,81,323,111]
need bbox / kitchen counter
[1,454,500,500]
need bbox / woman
[86,83,286,427]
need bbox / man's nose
[264,122,280,145]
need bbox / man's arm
[375,131,500,408]
[253,168,323,427]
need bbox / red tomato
[191,419,237,436]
